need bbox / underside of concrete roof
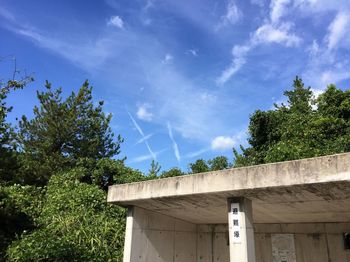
[107,153,350,224]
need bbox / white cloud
[144,65,230,140]
[187,49,198,56]
[326,12,350,50]
[136,104,153,121]
[270,0,292,24]
[217,56,246,85]
[211,131,247,151]
[167,122,181,162]
[320,70,350,86]
[211,136,236,151]
[224,0,242,24]
[253,23,301,47]
[107,15,124,29]
[217,0,242,28]
[217,0,301,85]
[1,5,243,145]
[307,40,320,56]
[162,53,173,64]
[311,88,324,99]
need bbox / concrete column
[227,198,256,262]
[122,206,134,262]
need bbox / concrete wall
[124,207,350,262]
[255,223,350,262]
[124,206,197,262]
[197,224,230,262]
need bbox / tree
[188,159,209,174]
[208,156,230,171]
[0,58,33,185]
[7,169,126,261]
[17,80,123,185]
[147,160,161,178]
[159,167,186,178]
[234,77,350,166]
[0,185,43,260]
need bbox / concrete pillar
[227,198,256,262]
[123,206,134,262]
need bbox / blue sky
[1,0,350,173]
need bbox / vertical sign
[230,203,241,244]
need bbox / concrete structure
[108,153,350,262]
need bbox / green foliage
[208,156,230,171]
[147,160,161,179]
[17,80,123,186]
[234,77,350,166]
[189,156,231,174]
[0,66,33,186]
[75,157,147,190]
[159,167,186,178]
[0,185,43,260]
[188,159,209,174]
[7,170,126,262]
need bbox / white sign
[230,203,241,243]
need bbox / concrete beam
[107,153,350,224]
[108,153,350,204]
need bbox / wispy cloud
[326,12,350,50]
[1,6,237,143]
[107,15,124,29]
[167,122,181,163]
[162,53,174,64]
[186,49,198,56]
[128,112,156,160]
[0,7,15,22]
[270,0,291,24]
[253,23,301,47]
[217,0,301,85]
[217,0,242,29]
[136,104,153,122]
[0,8,135,72]
[302,9,350,88]
[2,22,111,71]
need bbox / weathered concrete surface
[123,206,350,262]
[254,223,350,262]
[108,153,350,224]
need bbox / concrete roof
[108,153,350,224]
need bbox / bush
[7,170,126,261]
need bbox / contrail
[167,122,181,163]
[128,112,156,160]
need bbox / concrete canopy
[107,153,350,224]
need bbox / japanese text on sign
[230,203,241,243]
